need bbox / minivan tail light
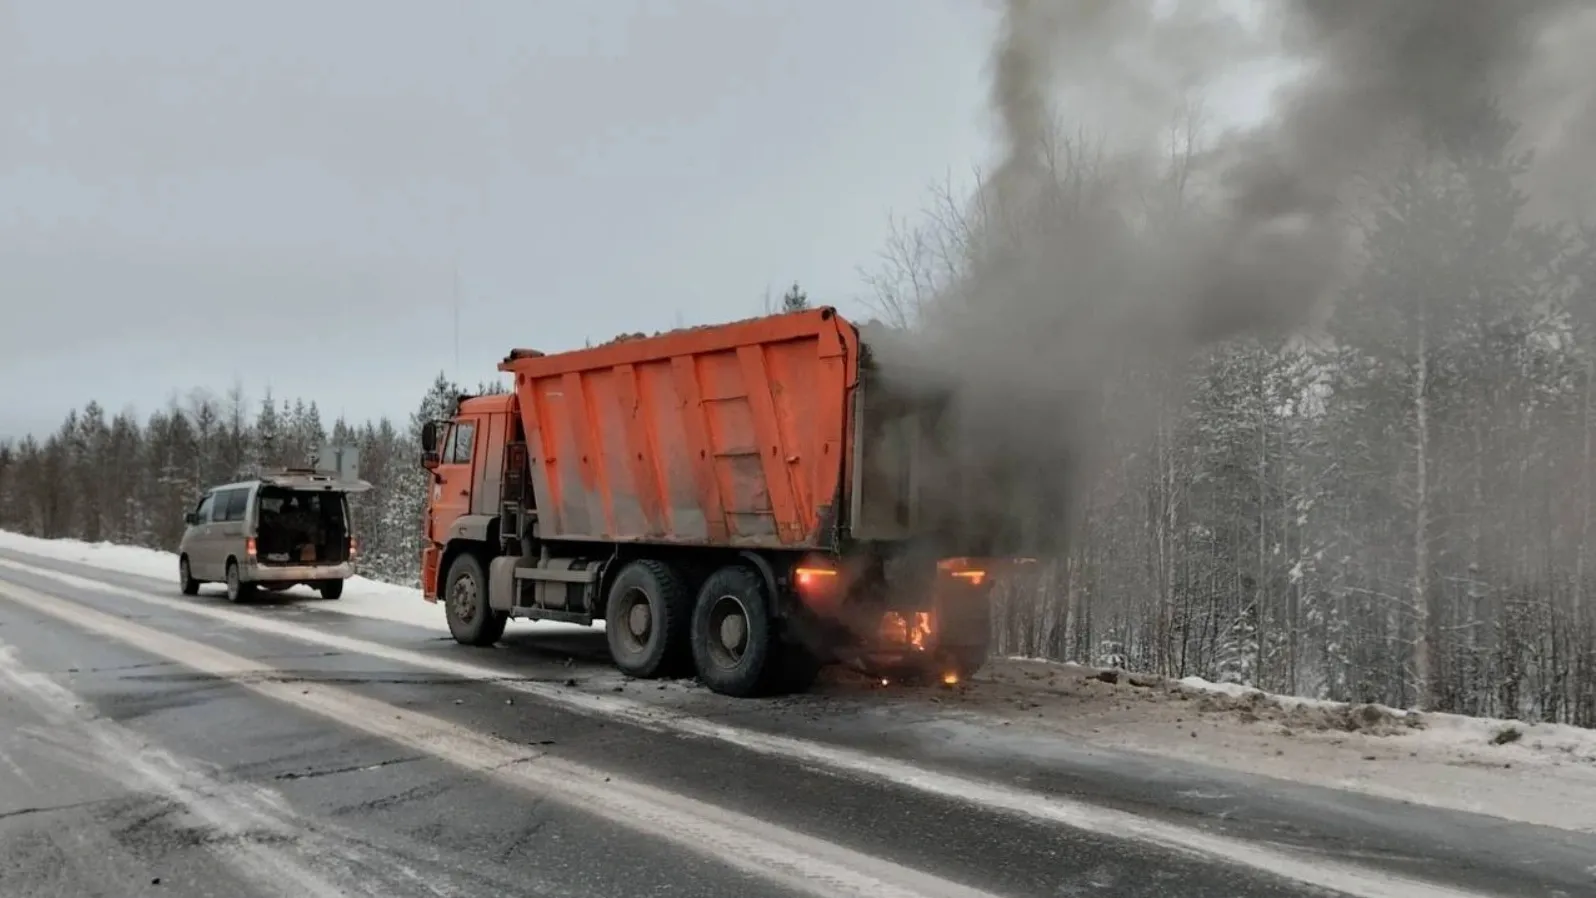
[348,537,358,560]
[244,538,257,559]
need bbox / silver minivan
[177,469,372,603]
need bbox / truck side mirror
[420,420,442,470]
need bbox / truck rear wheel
[605,560,692,679]
[690,564,776,698]
[769,642,823,695]
[444,553,507,647]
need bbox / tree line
[5,106,1596,725]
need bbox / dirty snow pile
[921,656,1596,833]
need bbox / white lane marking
[0,557,1505,898]
[0,578,1000,898]
[0,642,369,898]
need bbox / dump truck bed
[498,308,861,549]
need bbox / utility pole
[452,259,462,379]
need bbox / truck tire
[605,560,692,679]
[769,642,823,695]
[945,599,993,681]
[224,559,256,604]
[318,579,344,600]
[946,645,990,681]
[690,564,776,698]
[444,553,507,647]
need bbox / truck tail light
[794,566,838,590]
[348,537,358,560]
[937,557,988,586]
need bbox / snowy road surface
[0,543,1593,898]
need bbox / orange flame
[878,610,935,651]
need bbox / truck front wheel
[690,564,775,698]
[605,560,692,679]
[444,553,507,647]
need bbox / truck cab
[419,392,519,602]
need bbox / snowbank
[1168,670,1596,761]
[958,655,1596,832]
[0,530,601,636]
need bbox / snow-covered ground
[0,530,599,636]
[912,656,1596,833]
[3,529,1595,833]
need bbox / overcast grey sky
[0,0,1002,439]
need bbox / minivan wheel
[178,556,200,596]
[225,560,256,604]
[444,553,506,647]
[318,579,344,600]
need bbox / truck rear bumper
[240,561,355,583]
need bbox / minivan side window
[446,421,476,465]
[196,494,215,522]
[222,488,251,522]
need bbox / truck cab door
[428,416,481,551]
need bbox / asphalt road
[0,548,1592,898]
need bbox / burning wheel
[605,560,692,678]
[444,553,507,647]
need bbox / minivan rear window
[259,489,336,516]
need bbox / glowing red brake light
[795,566,837,589]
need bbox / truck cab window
[447,421,476,465]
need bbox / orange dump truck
[418,306,1010,697]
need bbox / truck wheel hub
[451,578,478,623]
[707,594,750,669]
[719,615,746,650]
[627,602,652,639]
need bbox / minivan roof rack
[257,467,374,493]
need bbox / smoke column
[876,0,1596,558]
